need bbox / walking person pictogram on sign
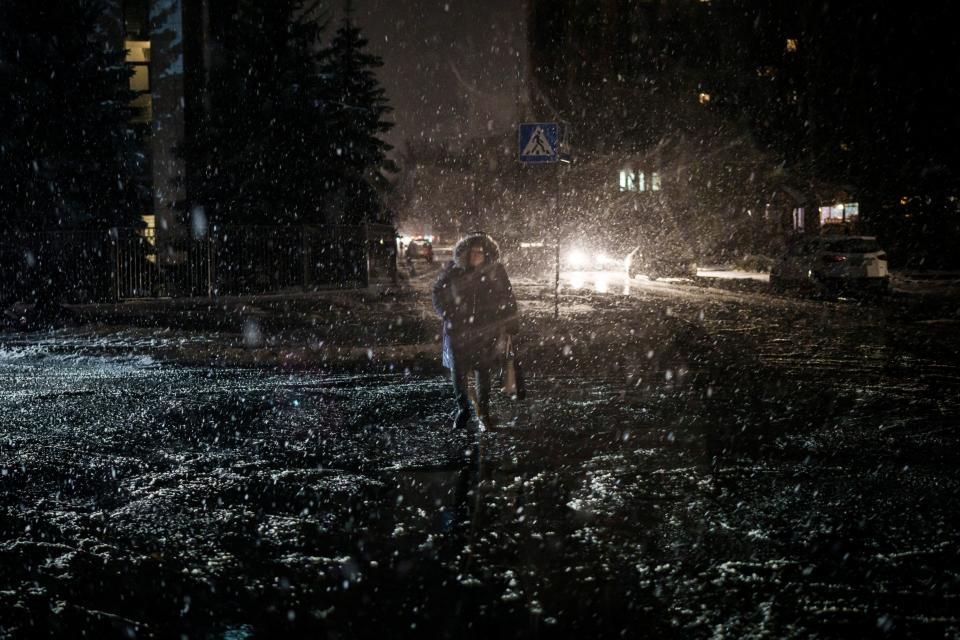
[529,129,549,155]
[519,123,559,163]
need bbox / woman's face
[469,246,485,267]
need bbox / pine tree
[320,0,394,225]
[0,0,142,230]
[180,0,335,226]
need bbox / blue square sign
[519,122,559,163]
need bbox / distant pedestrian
[433,232,519,430]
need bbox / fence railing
[0,224,397,305]
[115,228,212,299]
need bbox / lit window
[139,215,157,246]
[126,40,152,124]
[619,168,659,192]
[792,207,804,230]
[130,65,149,93]
[125,40,150,63]
[844,202,859,222]
[819,202,859,225]
[786,38,798,52]
[820,205,843,225]
[698,92,711,105]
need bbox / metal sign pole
[554,163,561,320]
[518,121,563,319]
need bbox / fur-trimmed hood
[452,232,501,269]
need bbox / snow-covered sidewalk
[696,268,770,282]
[1,259,721,380]
[697,265,960,297]
[891,270,960,295]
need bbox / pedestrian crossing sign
[519,122,559,163]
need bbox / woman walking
[432,232,519,430]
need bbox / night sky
[347,1,960,180]
[348,0,528,151]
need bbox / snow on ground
[2,260,960,637]
[697,269,770,282]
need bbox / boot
[477,405,498,431]
[453,409,471,430]
[475,368,495,430]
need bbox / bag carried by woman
[500,334,526,401]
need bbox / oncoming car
[405,238,434,262]
[561,238,698,281]
[770,235,889,294]
[562,247,624,271]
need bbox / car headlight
[566,249,589,268]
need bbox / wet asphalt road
[2,272,960,638]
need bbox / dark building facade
[104,0,226,235]
[525,0,960,261]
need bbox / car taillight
[821,254,847,263]
[876,253,887,261]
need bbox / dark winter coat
[433,233,519,370]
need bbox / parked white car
[770,235,889,293]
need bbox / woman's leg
[475,366,491,418]
[451,360,472,427]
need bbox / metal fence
[115,228,212,299]
[0,224,397,305]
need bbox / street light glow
[567,248,589,268]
